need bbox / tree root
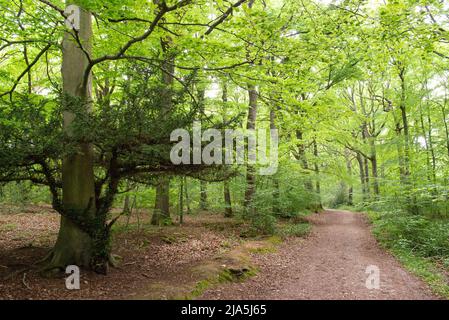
[2,267,33,281]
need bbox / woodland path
[200,210,438,300]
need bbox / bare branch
[0,43,52,99]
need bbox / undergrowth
[366,210,449,298]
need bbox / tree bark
[224,180,233,218]
[184,177,192,215]
[312,138,323,211]
[199,180,208,211]
[179,177,184,225]
[152,36,174,225]
[152,176,171,225]
[270,109,281,215]
[50,4,96,270]
[244,84,258,216]
[295,130,314,191]
[345,150,354,206]
[399,67,411,180]
[222,82,233,217]
[196,85,208,211]
[356,152,367,200]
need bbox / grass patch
[392,248,449,298]
[1,223,17,231]
[266,235,283,245]
[247,246,276,254]
[185,266,258,300]
[276,222,311,239]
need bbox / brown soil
[200,210,439,300]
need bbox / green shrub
[372,211,449,260]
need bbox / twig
[22,272,32,290]
[3,267,30,281]
[0,43,52,99]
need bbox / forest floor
[0,204,288,300]
[0,206,441,300]
[200,210,439,300]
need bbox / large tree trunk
[50,4,96,269]
[152,36,174,225]
[244,84,258,216]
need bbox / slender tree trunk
[50,4,96,269]
[419,107,433,183]
[399,68,411,180]
[152,176,171,225]
[364,156,370,196]
[197,86,208,211]
[179,178,184,225]
[440,100,449,159]
[345,150,353,206]
[270,109,281,215]
[356,153,367,200]
[221,82,233,217]
[370,145,379,197]
[224,180,233,217]
[295,130,313,191]
[393,111,407,184]
[123,195,130,215]
[244,84,258,216]
[426,107,437,184]
[199,180,208,211]
[184,177,192,215]
[361,123,371,198]
[312,138,322,210]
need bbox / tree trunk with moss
[48,4,97,270]
[151,36,174,225]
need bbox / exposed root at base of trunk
[34,250,120,277]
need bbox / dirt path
[201,210,438,300]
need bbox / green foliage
[372,211,449,260]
